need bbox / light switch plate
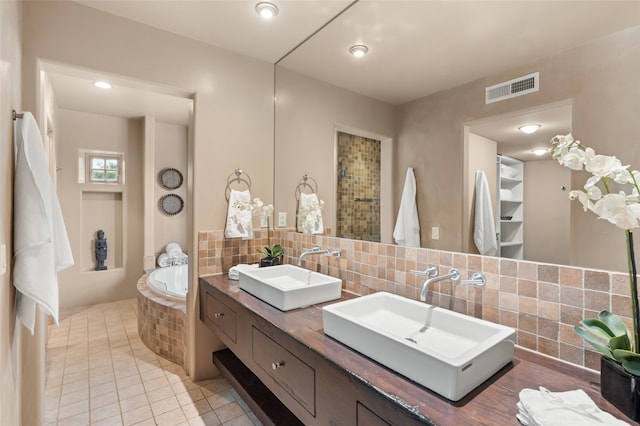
[260,216,268,228]
[278,212,287,227]
[0,244,6,275]
[431,227,440,240]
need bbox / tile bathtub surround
[45,299,261,425]
[137,275,186,367]
[198,230,636,372]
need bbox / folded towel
[157,253,171,267]
[393,167,420,247]
[229,263,259,280]
[473,171,498,256]
[225,189,253,239]
[517,387,629,426]
[297,192,324,234]
[13,112,74,334]
[165,242,182,258]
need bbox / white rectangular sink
[322,292,516,401]
[238,264,342,311]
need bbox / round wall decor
[159,194,184,216]
[159,168,183,190]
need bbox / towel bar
[225,168,252,200]
[295,174,318,200]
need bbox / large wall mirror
[273,1,640,273]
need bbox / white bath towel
[157,253,171,267]
[225,189,254,239]
[517,387,629,426]
[473,171,498,256]
[297,192,324,234]
[165,242,182,258]
[13,112,74,334]
[228,263,259,280]
[393,167,420,247]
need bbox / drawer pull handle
[271,362,285,370]
[213,313,224,318]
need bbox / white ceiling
[52,1,639,132]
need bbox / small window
[88,155,122,183]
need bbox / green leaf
[609,334,632,352]
[599,311,631,338]
[574,326,615,359]
[580,318,616,340]
[613,350,640,375]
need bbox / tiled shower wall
[198,229,634,372]
[336,132,381,242]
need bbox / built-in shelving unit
[497,155,524,259]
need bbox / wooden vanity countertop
[199,274,635,425]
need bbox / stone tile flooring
[45,299,262,426]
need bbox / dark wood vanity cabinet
[199,277,427,426]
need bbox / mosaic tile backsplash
[198,229,635,372]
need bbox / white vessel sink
[322,292,516,401]
[238,264,342,311]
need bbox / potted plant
[250,199,283,267]
[551,134,640,419]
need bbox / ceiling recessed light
[532,148,549,156]
[255,2,278,19]
[93,81,112,89]
[519,124,541,134]
[349,45,369,58]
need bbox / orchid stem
[627,230,640,352]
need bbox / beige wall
[22,1,275,379]
[466,133,497,254]
[1,1,50,424]
[154,121,189,257]
[56,109,144,308]
[274,66,396,238]
[397,26,640,272]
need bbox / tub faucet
[420,268,460,302]
[297,246,329,266]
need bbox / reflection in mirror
[336,131,381,242]
[274,2,640,273]
[465,102,572,264]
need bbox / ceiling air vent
[485,72,539,104]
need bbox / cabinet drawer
[205,292,237,343]
[252,327,315,416]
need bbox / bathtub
[147,264,188,300]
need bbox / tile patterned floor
[45,299,262,426]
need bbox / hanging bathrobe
[393,167,421,247]
[13,112,74,334]
[473,170,498,256]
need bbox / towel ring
[225,168,252,201]
[295,174,318,200]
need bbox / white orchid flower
[584,152,624,178]
[569,190,593,212]
[551,133,574,148]
[559,149,586,170]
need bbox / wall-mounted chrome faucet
[410,266,486,303]
[418,268,460,302]
[297,246,341,266]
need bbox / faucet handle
[460,272,486,287]
[327,248,341,257]
[410,265,438,277]
[303,245,321,252]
